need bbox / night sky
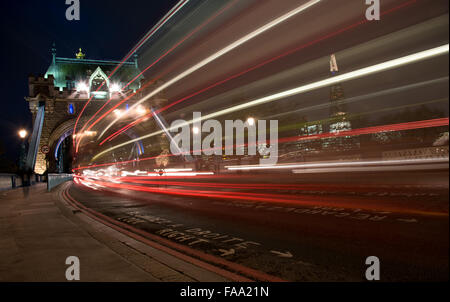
[0,0,178,162]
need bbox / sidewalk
[0,183,227,282]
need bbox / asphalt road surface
[66,169,449,281]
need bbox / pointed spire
[51,42,56,64]
[330,54,338,75]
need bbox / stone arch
[46,117,88,172]
[48,118,83,150]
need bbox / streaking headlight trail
[97,0,322,140]
[92,44,449,161]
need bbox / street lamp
[246,117,255,126]
[18,129,28,175]
[113,109,123,118]
[110,83,121,93]
[135,105,147,115]
[18,129,28,139]
[76,81,89,93]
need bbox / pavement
[0,182,228,282]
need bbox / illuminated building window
[68,103,75,115]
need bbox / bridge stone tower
[25,46,148,174]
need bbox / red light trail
[98,0,418,145]
[75,0,239,152]
[73,117,448,173]
[75,175,447,217]
[73,0,190,150]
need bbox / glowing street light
[18,129,28,139]
[192,127,200,134]
[113,109,123,118]
[110,83,121,93]
[18,129,28,171]
[76,81,89,93]
[246,117,255,126]
[135,105,147,115]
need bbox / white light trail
[92,44,449,161]
[291,163,448,174]
[74,0,189,139]
[225,158,449,171]
[153,168,193,172]
[119,168,207,177]
[147,172,214,177]
[151,107,186,157]
[124,0,190,61]
[97,0,322,139]
[120,170,148,177]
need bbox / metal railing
[47,173,73,191]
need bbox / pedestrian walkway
[0,183,227,282]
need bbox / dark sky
[0,0,178,160]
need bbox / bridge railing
[47,173,73,191]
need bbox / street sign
[41,145,50,154]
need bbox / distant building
[297,54,360,159]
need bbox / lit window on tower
[68,103,75,115]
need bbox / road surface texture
[65,168,449,281]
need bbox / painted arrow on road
[218,248,235,257]
[270,250,293,258]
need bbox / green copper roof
[45,56,144,91]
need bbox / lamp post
[18,129,28,171]
[18,129,28,186]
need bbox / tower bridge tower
[24,46,152,174]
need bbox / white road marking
[218,248,236,257]
[270,250,293,258]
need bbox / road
[65,168,448,281]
